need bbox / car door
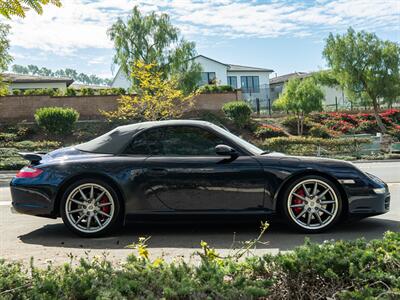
[133,125,265,211]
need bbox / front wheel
[282,176,342,233]
[60,179,121,237]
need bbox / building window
[200,72,216,85]
[240,76,260,93]
[227,76,237,89]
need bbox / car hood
[258,152,356,168]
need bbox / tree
[11,64,112,85]
[0,23,12,95]
[323,28,400,133]
[274,78,323,135]
[108,6,201,94]
[102,61,197,122]
[0,0,61,18]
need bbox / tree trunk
[372,98,386,134]
[297,114,301,136]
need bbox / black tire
[60,178,122,237]
[281,175,343,233]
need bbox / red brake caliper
[292,188,305,214]
[99,195,110,217]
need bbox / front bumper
[348,191,390,217]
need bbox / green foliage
[198,85,234,93]
[108,6,200,94]
[0,0,61,18]
[34,107,79,135]
[263,136,371,157]
[309,124,335,138]
[281,115,313,135]
[0,232,398,299]
[254,124,287,139]
[0,140,60,170]
[7,87,126,97]
[11,64,112,86]
[273,77,324,135]
[323,27,400,132]
[0,23,12,95]
[222,101,252,128]
[102,61,196,122]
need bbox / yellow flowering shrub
[102,61,197,121]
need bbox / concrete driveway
[0,162,399,266]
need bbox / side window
[162,126,226,156]
[124,128,164,155]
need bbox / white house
[270,72,351,110]
[111,55,274,110]
[2,73,74,91]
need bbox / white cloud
[3,0,399,55]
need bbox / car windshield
[211,124,264,155]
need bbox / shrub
[12,89,22,95]
[222,101,252,128]
[329,120,356,134]
[309,124,334,138]
[254,124,287,139]
[355,119,379,133]
[0,232,398,299]
[34,107,79,135]
[263,136,371,157]
[281,116,313,135]
[64,88,77,96]
[0,132,18,142]
[199,85,234,93]
[78,87,95,96]
[389,125,400,141]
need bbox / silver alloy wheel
[287,179,339,230]
[65,183,115,234]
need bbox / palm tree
[0,0,61,18]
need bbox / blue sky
[3,0,400,80]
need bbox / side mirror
[215,144,238,157]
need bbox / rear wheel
[60,179,121,237]
[282,175,342,233]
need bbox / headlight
[366,172,385,185]
[373,187,386,194]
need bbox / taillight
[16,167,43,178]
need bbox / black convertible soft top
[75,120,213,154]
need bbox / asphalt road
[0,162,399,266]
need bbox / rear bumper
[10,184,55,218]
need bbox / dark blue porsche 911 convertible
[10,120,390,237]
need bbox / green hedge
[198,85,234,93]
[263,136,371,157]
[9,87,126,97]
[35,107,79,135]
[0,232,398,299]
[222,101,252,128]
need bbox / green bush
[199,85,234,93]
[309,124,334,138]
[34,107,79,135]
[263,136,371,157]
[254,124,287,139]
[0,232,398,299]
[222,101,252,128]
[0,132,18,142]
[281,116,313,135]
[78,87,95,96]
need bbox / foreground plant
[0,231,398,299]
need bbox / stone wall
[0,90,241,122]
